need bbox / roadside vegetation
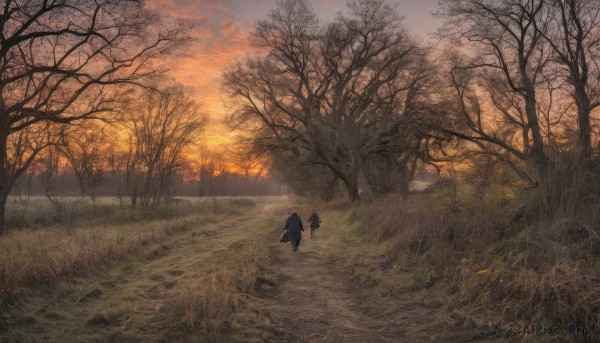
[2,188,598,341]
[0,197,260,309]
[318,168,600,340]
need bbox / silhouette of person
[283,211,304,252]
[308,210,321,239]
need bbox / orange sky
[145,0,441,148]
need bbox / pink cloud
[145,0,228,22]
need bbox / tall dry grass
[0,197,258,307]
[348,165,600,338]
[166,231,271,339]
[355,186,512,269]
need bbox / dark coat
[284,213,304,241]
[308,212,321,229]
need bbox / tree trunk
[524,87,548,180]
[574,82,592,160]
[130,186,137,207]
[398,163,410,200]
[0,128,9,234]
[343,170,360,203]
[0,192,7,235]
[346,183,360,203]
[143,165,155,208]
[363,155,395,195]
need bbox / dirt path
[257,224,505,343]
[263,253,400,342]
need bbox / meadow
[1,188,598,342]
[0,196,269,307]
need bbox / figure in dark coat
[308,210,321,239]
[283,211,304,252]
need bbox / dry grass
[164,213,274,340]
[341,170,600,338]
[457,222,600,334]
[0,196,258,308]
[0,216,190,306]
[5,196,262,229]
[171,267,241,332]
[354,188,511,271]
[459,260,600,327]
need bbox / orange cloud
[145,1,257,148]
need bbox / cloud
[145,0,228,22]
[146,1,253,109]
[168,17,253,108]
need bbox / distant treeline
[11,169,284,200]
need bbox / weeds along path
[257,209,505,343]
[1,199,280,343]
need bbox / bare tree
[533,0,600,159]
[230,147,267,180]
[124,131,143,207]
[224,0,432,202]
[439,0,551,180]
[106,139,129,206]
[196,148,218,196]
[35,128,66,213]
[57,123,106,205]
[127,84,207,208]
[0,0,187,233]
[270,148,342,202]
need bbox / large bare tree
[224,0,432,202]
[0,0,187,233]
[439,0,551,180]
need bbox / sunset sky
[146,0,441,147]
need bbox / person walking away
[284,211,304,252]
[308,210,321,239]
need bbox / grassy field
[1,192,598,342]
[0,196,276,307]
[0,195,295,342]
[346,184,600,342]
